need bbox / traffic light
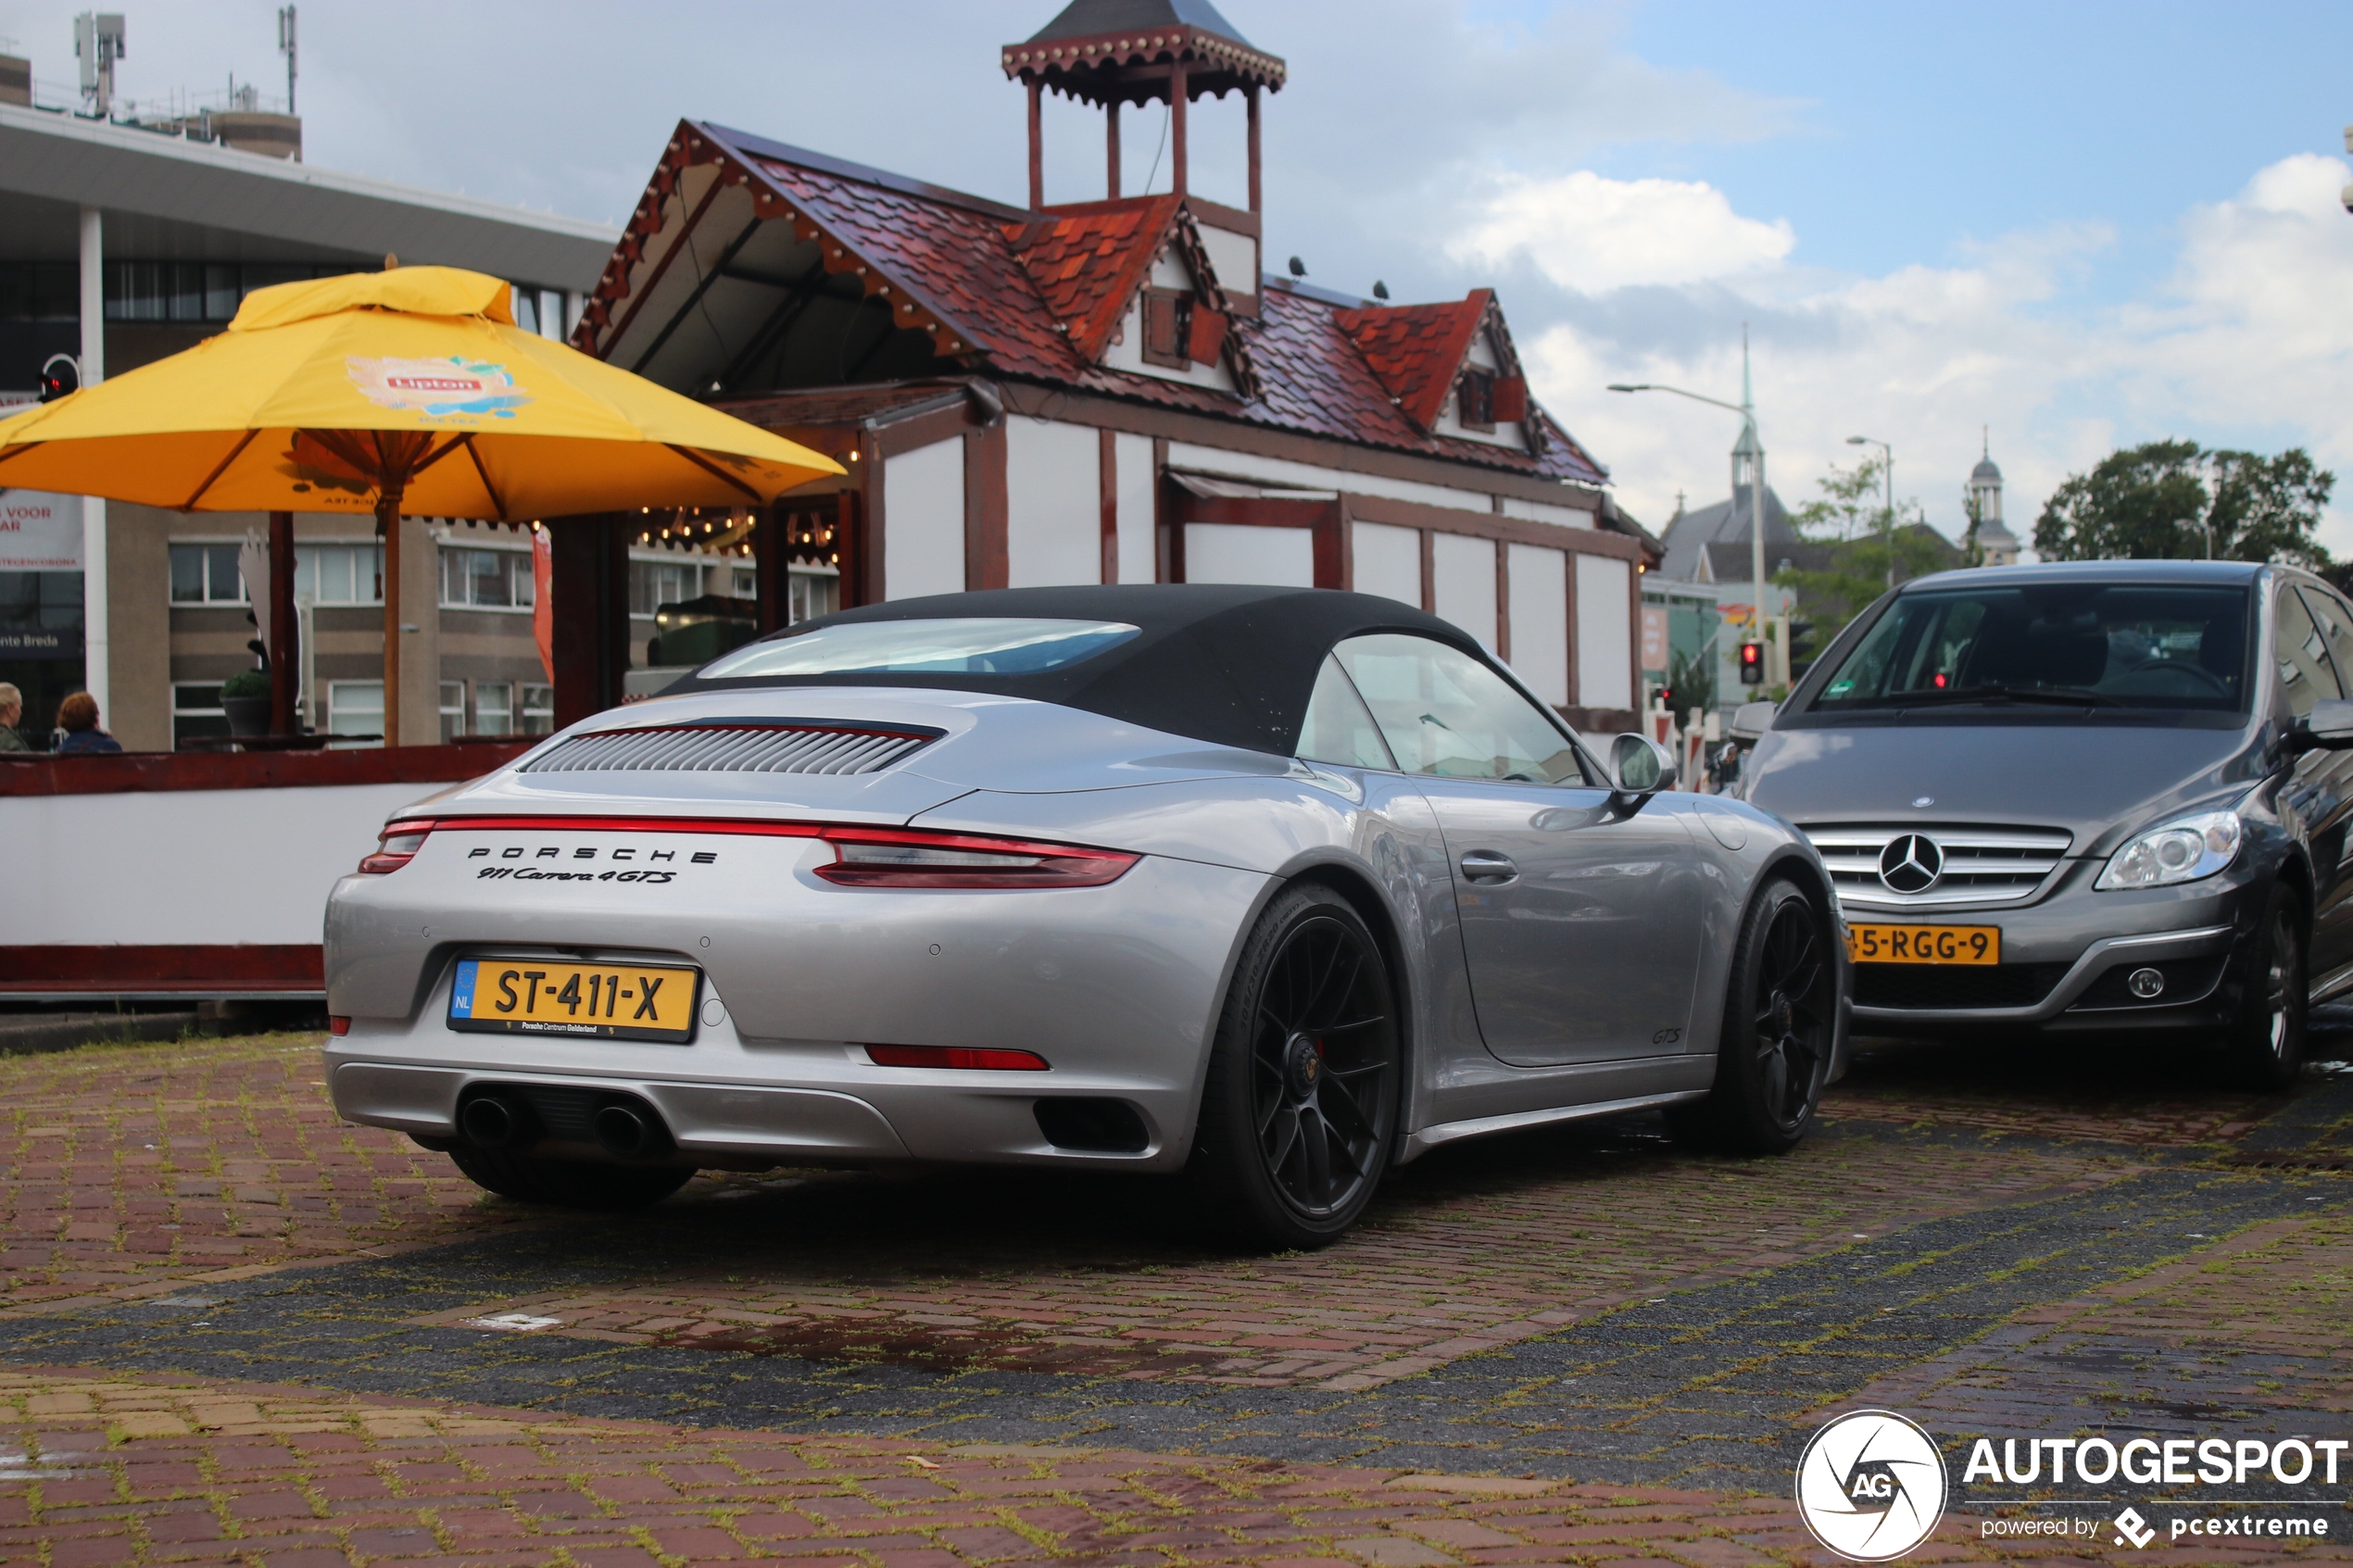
[36,354,78,403]
[1738,641,1765,685]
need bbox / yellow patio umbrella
[0,264,843,744]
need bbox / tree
[1773,456,1953,665]
[2032,440,2334,569]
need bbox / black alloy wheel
[2222,881,2307,1090]
[1668,877,1834,1154]
[1189,884,1401,1248]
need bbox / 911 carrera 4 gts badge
[465,844,715,883]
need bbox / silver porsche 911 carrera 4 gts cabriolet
[325,584,1849,1246]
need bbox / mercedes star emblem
[1879,834,1945,894]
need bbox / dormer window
[1143,289,1193,369]
[1457,370,1495,432]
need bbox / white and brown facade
[565,0,1657,728]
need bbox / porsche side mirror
[2291,697,2353,752]
[1609,732,1678,797]
[1729,700,1778,742]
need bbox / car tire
[1186,883,1402,1249]
[1667,876,1835,1156]
[2221,881,2307,1091]
[446,1145,694,1210]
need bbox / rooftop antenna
[276,6,296,118]
[74,12,125,119]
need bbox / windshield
[1808,583,2252,713]
[698,618,1140,679]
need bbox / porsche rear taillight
[813,827,1138,888]
[357,822,432,875]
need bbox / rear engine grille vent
[522,723,937,778]
[1803,823,2072,908]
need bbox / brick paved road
[0,1031,2346,1566]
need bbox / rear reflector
[329,1016,351,1036]
[866,1044,1050,1071]
[816,828,1137,889]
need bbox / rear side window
[2275,587,2342,722]
[1298,655,1397,771]
[1329,633,1590,785]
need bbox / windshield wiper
[1909,683,2119,709]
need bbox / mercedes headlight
[2095,810,2241,890]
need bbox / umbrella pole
[378,486,403,747]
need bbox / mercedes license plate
[447,958,699,1043]
[1843,923,2000,965]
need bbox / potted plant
[220,669,273,738]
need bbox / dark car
[1734,559,2353,1085]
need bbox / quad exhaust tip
[594,1102,663,1159]
[458,1094,527,1150]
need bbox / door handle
[1459,849,1518,884]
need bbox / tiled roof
[601,122,1609,491]
[1332,293,1491,433]
[1003,196,1181,360]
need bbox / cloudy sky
[9,0,2352,554]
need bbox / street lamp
[1845,435,1894,587]
[1608,346,1768,685]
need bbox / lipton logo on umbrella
[347,356,531,419]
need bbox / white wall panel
[1499,496,1594,528]
[1185,523,1315,587]
[1005,419,1101,587]
[1167,442,1492,513]
[1114,431,1156,584]
[882,438,964,601]
[1430,532,1498,649]
[1506,543,1568,707]
[1577,555,1634,710]
[1351,521,1420,607]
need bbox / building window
[327,681,384,742]
[171,682,229,748]
[440,546,533,609]
[630,558,698,617]
[521,684,554,734]
[1141,289,1193,370]
[788,571,839,625]
[474,681,514,736]
[168,543,247,604]
[1457,370,1496,432]
[732,566,757,598]
[438,680,465,744]
[105,260,360,323]
[294,542,382,605]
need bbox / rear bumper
[323,835,1270,1173]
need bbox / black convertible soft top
[664,584,1499,756]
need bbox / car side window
[2274,585,2341,722]
[1298,655,1399,771]
[1330,633,1591,785]
[2296,585,2353,701]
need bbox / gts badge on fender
[467,844,717,884]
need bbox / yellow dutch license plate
[1844,923,2000,965]
[447,957,699,1043]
